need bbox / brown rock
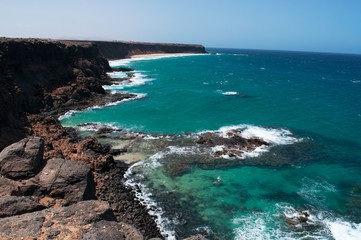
[0,196,45,218]
[0,200,119,239]
[81,220,144,240]
[36,158,95,204]
[0,175,17,197]
[0,137,44,179]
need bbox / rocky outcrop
[87,40,207,59]
[0,196,45,218]
[0,137,44,179]
[36,158,95,205]
[0,200,144,240]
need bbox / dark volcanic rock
[0,200,119,239]
[0,137,44,179]
[0,38,112,150]
[0,196,45,218]
[36,158,95,204]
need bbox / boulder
[0,137,44,179]
[0,200,120,239]
[36,158,95,204]
[0,175,17,197]
[0,196,45,218]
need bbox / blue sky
[1,0,361,54]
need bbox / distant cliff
[87,40,207,59]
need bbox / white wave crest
[58,93,147,121]
[208,124,300,145]
[233,212,284,240]
[106,71,128,79]
[124,154,177,239]
[326,219,361,240]
[222,91,239,96]
[75,122,120,132]
[278,204,361,240]
[58,110,80,121]
[104,73,153,90]
[91,93,147,110]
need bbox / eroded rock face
[0,200,121,240]
[0,196,45,218]
[0,137,44,179]
[36,158,95,204]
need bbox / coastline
[0,37,209,239]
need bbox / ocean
[61,48,361,239]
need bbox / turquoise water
[62,49,361,239]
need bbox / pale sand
[114,152,148,164]
[130,52,206,59]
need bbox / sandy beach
[130,52,207,59]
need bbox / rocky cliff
[87,40,207,59]
[0,38,113,149]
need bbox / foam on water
[59,93,147,121]
[92,93,147,109]
[233,203,361,240]
[124,152,178,240]
[75,122,119,132]
[222,91,239,96]
[326,219,361,240]
[58,110,80,121]
[297,177,337,206]
[233,212,286,240]
[279,204,361,240]
[106,71,128,79]
[104,72,153,90]
[204,124,300,145]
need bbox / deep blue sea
[61,48,361,239]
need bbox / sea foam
[106,71,128,79]
[124,152,178,240]
[207,124,300,145]
[58,93,147,121]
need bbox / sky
[1,0,361,54]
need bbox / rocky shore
[0,37,208,239]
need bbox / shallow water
[62,49,361,239]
